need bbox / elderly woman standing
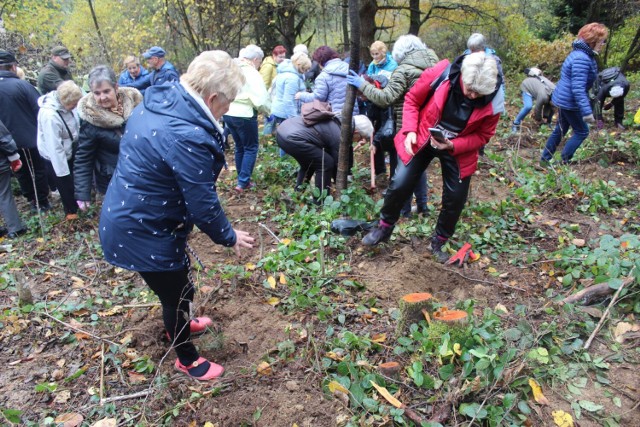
[260,45,287,90]
[99,51,254,381]
[541,23,609,164]
[74,66,142,210]
[271,52,312,125]
[362,52,504,263]
[297,46,358,116]
[37,81,83,220]
[367,41,398,79]
[223,45,271,192]
[117,56,149,95]
[348,35,439,216]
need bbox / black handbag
[378,107,395,138]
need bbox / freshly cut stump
[377,361,401,379]
[433,309,468,325]
[396,293,434,337]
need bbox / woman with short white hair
[362,52,504,263]
[99,50,255,381]
[224,44,271,191]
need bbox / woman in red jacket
[362,52,504,262]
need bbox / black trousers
[15,147,49,206]
[380,145,471,239]
[277,136,336,190]
[139,268,198,365]
[44,160,77,215]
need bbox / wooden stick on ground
[584,269,636,350]
[42,311,119,347]
[562,282,614,305]
[100,390,152,405]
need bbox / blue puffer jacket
[299,58,358,115]
[551,39,598,116]
[271,60,305,119]
[99,82,236,272]
[366,52,398,78]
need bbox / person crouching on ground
[99,51,254,381]
[361,52,504,262]
[37,81,83,220]
[276,114,373,193]
[511,67,556,133]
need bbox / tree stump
[432,309,469,326]
[395,293,434,337]
[14,271,33,306]
[377,361,401,379]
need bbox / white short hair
[466,33,486,52]
[293,44,309,56]
[353,115,373,139]
[392,35,427,64]
[239,44,264,60]
[291,52,312,74]
[461,52,498,96]
[181,50,245,101]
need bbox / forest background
[1,0,639,84]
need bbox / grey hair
[466,33,486,52]
[461,52,498,96]
[293,44,308,55]
[353,114,373,139]
[88,65,117,89]
[239,44,264,60]
[392,35,427,64]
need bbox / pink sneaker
[190,317,213,335]
[175,357,224,380]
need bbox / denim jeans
[224,115,259,188]
[541,108,590,162]
[381,145,471,239]
[514,92,533,125]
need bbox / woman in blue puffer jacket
[271,53,312,124]
[541,23,609,164]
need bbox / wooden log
[15,271,33,306]
[395,293,434,337]
[561,282,614,305]
[377,361,401,379]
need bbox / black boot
[362,222,394,246]
[430,235,449,263]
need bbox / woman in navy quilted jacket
[99,51,254,381]
[541,23,608,164]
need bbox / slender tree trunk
[620,25,640,73]
[359,0,377,64]
[408,0,421,35]
[87,0,112,65]
[336,0,360,193]
[341,0,349,51]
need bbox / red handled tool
[446,242,480,267]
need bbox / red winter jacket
[395,59,504,179]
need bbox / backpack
[600,67,620,85]
[301,99,336,126]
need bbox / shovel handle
[370,137,376,189]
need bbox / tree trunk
[336,0,360,193]
[359,0,377,65]
[87,0,112,65]
[341,0,349,50]
[408,0,421,35]
[620,24,640,73]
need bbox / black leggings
[381,144,471,239]
[139,268,198,365]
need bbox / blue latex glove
[346,70,365,89]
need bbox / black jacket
[0,70,40,149]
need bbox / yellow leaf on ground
[128,372,146,384]
[266,297,280,306]
[494,303,509,314]
[552,410,574,427]
[325,351,343,361]
[487,267,497,273]
[453,343,462,356]
[614,321,640,343]
[327,380,349,395]
[203,422,217,427]
[245,263,256,271]
[90,418,117,427]
[370,380,403,409]
[372,333,386,343]
[281,238,292,246]
[529,378,550,405]
[267,276,276,289]
[279,273,287,285]
[256,361,272,375]
[98,305,123,317]
[370,307,379,313]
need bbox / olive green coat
[360,48,439,128]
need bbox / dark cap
[52,45,71,59]
[0,50,17,65]
[142,46,166,59]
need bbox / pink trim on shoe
[190,316,213,335]
[175,357,224,380]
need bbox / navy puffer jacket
[551,39,598,116]
[99,82,236,272]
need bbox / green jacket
[37,60,73,95]
[360,48,438,128]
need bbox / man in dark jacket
[593,67,630,130]
[0,50,51,211]
[37,45,73,94]
[0,119,27,238]
[120,46,179,92]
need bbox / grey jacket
[0,119,20,174]
[520,76,556,122]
